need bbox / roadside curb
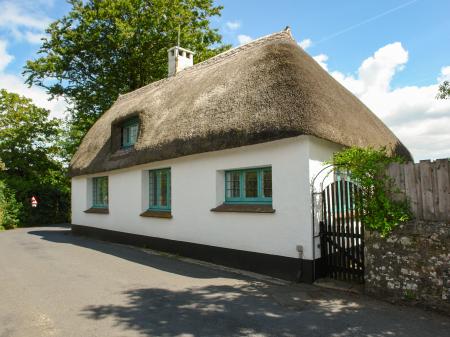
[313,278,364,294]
[137,246,290,286]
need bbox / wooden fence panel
[404,162,419,217]
[420,160,435,220]
[435,159,449,219]
[386,159,450,222]
[415,163,424,219]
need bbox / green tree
[24,0,229,156]
[0,160,21,230]
[437,81,450,99]
[0,180,22,230]
[0,89,70,226]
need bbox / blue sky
[0,0,449,160]
[218,0,450,88]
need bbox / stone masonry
[365,221,450,315]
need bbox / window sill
[84,207,109,214]
[211,204,275,213]
[140,210,172,219]
[111,147,135,158]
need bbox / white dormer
[168,46,194,77]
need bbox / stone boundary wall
[365,220,450,315]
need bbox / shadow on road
[28,227,235,280]
[26,227,450,337]
[79,283,447,337]
[81,284,304,337]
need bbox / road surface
[0,226,449,337]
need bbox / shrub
[327,147,411,236]
[0,180,22,230]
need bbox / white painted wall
[308,137,344,259]
[72,135,341,260]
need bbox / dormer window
[121,117,139,148]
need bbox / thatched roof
[69,29,411,177]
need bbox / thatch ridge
[69,29,411,177]
[116,29,294,102]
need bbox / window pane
[226,172,240,198]
[159,171,168,206]
[245,171,258,198]
[123,127,130,145]
[93,177,108,207]
[149,169,171,210]
[101,178,108,205]
[93,179,98,205]
[121,119,139,147]
[263,169,272,198]
[129,124,138,144]
[149,171,157,207]
[97,178,102,205]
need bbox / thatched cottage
[70,28,410,282]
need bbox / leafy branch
[437,80,450,99]
[327,147,411,236]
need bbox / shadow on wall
[27,228,235,280]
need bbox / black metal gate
[319,178,364,283]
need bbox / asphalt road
[0,226,449,337]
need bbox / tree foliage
[0,89,70,226]
[0,180,22,230]
[24,0,230,156]
[328,147,411,236]
[437,81,450,99]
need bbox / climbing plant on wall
[327,147,411,236]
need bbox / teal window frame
[92,176,108,208]
[121,117,139,148]
[225,167,272,205]
[148,168,171,211]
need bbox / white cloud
[226,21,241,30]
[24,31,46,44]
[313,42,450,161]
[439,66,450,82]
[313,54,328,71]
[0,40,67,119]
[237,34,253,45]
[0,40,14,72]
[0,2,51,31]
[0,72,68,119]
[0,2,66,118]
[298,38,312,50]
[0,1,52,44]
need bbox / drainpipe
[311,191,324,282]
[311,189,317,282]
[296,245,303,281]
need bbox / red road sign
[31,196,38,208]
